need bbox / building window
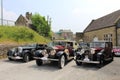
[104,34,112,42]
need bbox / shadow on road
[72,63,99,71]
[29,60,74,71]
[2,58,33,64]
[72,61,113,71]
[28,62,60,71]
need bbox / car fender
[97,50,104,61]
[56,51,66,58]
[22,50,31,56]
[7,50,13,56]
[34,50,44,57]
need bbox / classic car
[75,41,114,67]
[34,40,79,69]
[7,43,47,62]
[113,46,120,56]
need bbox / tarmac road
[0,57,120,80]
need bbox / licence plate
[83,55,90,62]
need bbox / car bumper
[114,52,120,56]
[76,59,100,64]
[74,56,100,64]
[34,57,59,61]
[8,56,23,60]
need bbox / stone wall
[84,26,116,46]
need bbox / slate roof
[84,10,120,32]
[15,14,32,26]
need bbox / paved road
[0,57,120,80]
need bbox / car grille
[81,53,97,61]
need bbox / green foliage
[31,13,51,38]
[0,26,50,44]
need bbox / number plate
[83,55,90,62]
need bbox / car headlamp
[42,50,47,55]
[50,49,56,56]
[91,48,95,54]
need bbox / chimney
[26,12,32,20]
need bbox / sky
[1,0,120,33]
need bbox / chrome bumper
[76,59,100,64]
[34,57,59,61]
[8,56,23,59]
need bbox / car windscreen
[79,43,88,48]
[90,42,105,48]
[24,44,37,47]
[47,41,73,47]
[47,41,66,47]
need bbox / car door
[104,42,112,58]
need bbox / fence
[0,19,15,26]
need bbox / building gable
[15,12,32,27]
[15,15,27,26]
[84,10,120,32]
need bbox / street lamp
[1,0,3,26]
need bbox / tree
[31,13,51,38]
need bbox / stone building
[15,12,32,27]
[84,10,120,46]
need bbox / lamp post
[1,0,3,26]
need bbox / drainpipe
[115,25,118,46]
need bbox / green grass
[0,26,50,44]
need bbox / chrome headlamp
[91,48,95,54]
[50,49,56,56]
[41,50,47,55]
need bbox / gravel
[0,57,120,80]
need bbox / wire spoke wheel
[58,55,65,69]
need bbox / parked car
[34,40,79,69]
[113,46,120,56]
[75,41,114,67]
[7,43,47,62]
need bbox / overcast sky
[1,0,120,33]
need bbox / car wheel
[75,55,82,66]
[23,54,29,62]
[8,57,13,61]
[111,53,114,61]
[36,59,43,66]
[58,55,66,69]
[97,59,104,68]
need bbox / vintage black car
[75,41,114,67]
[34,40,79,69]
[7,44,46,62]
